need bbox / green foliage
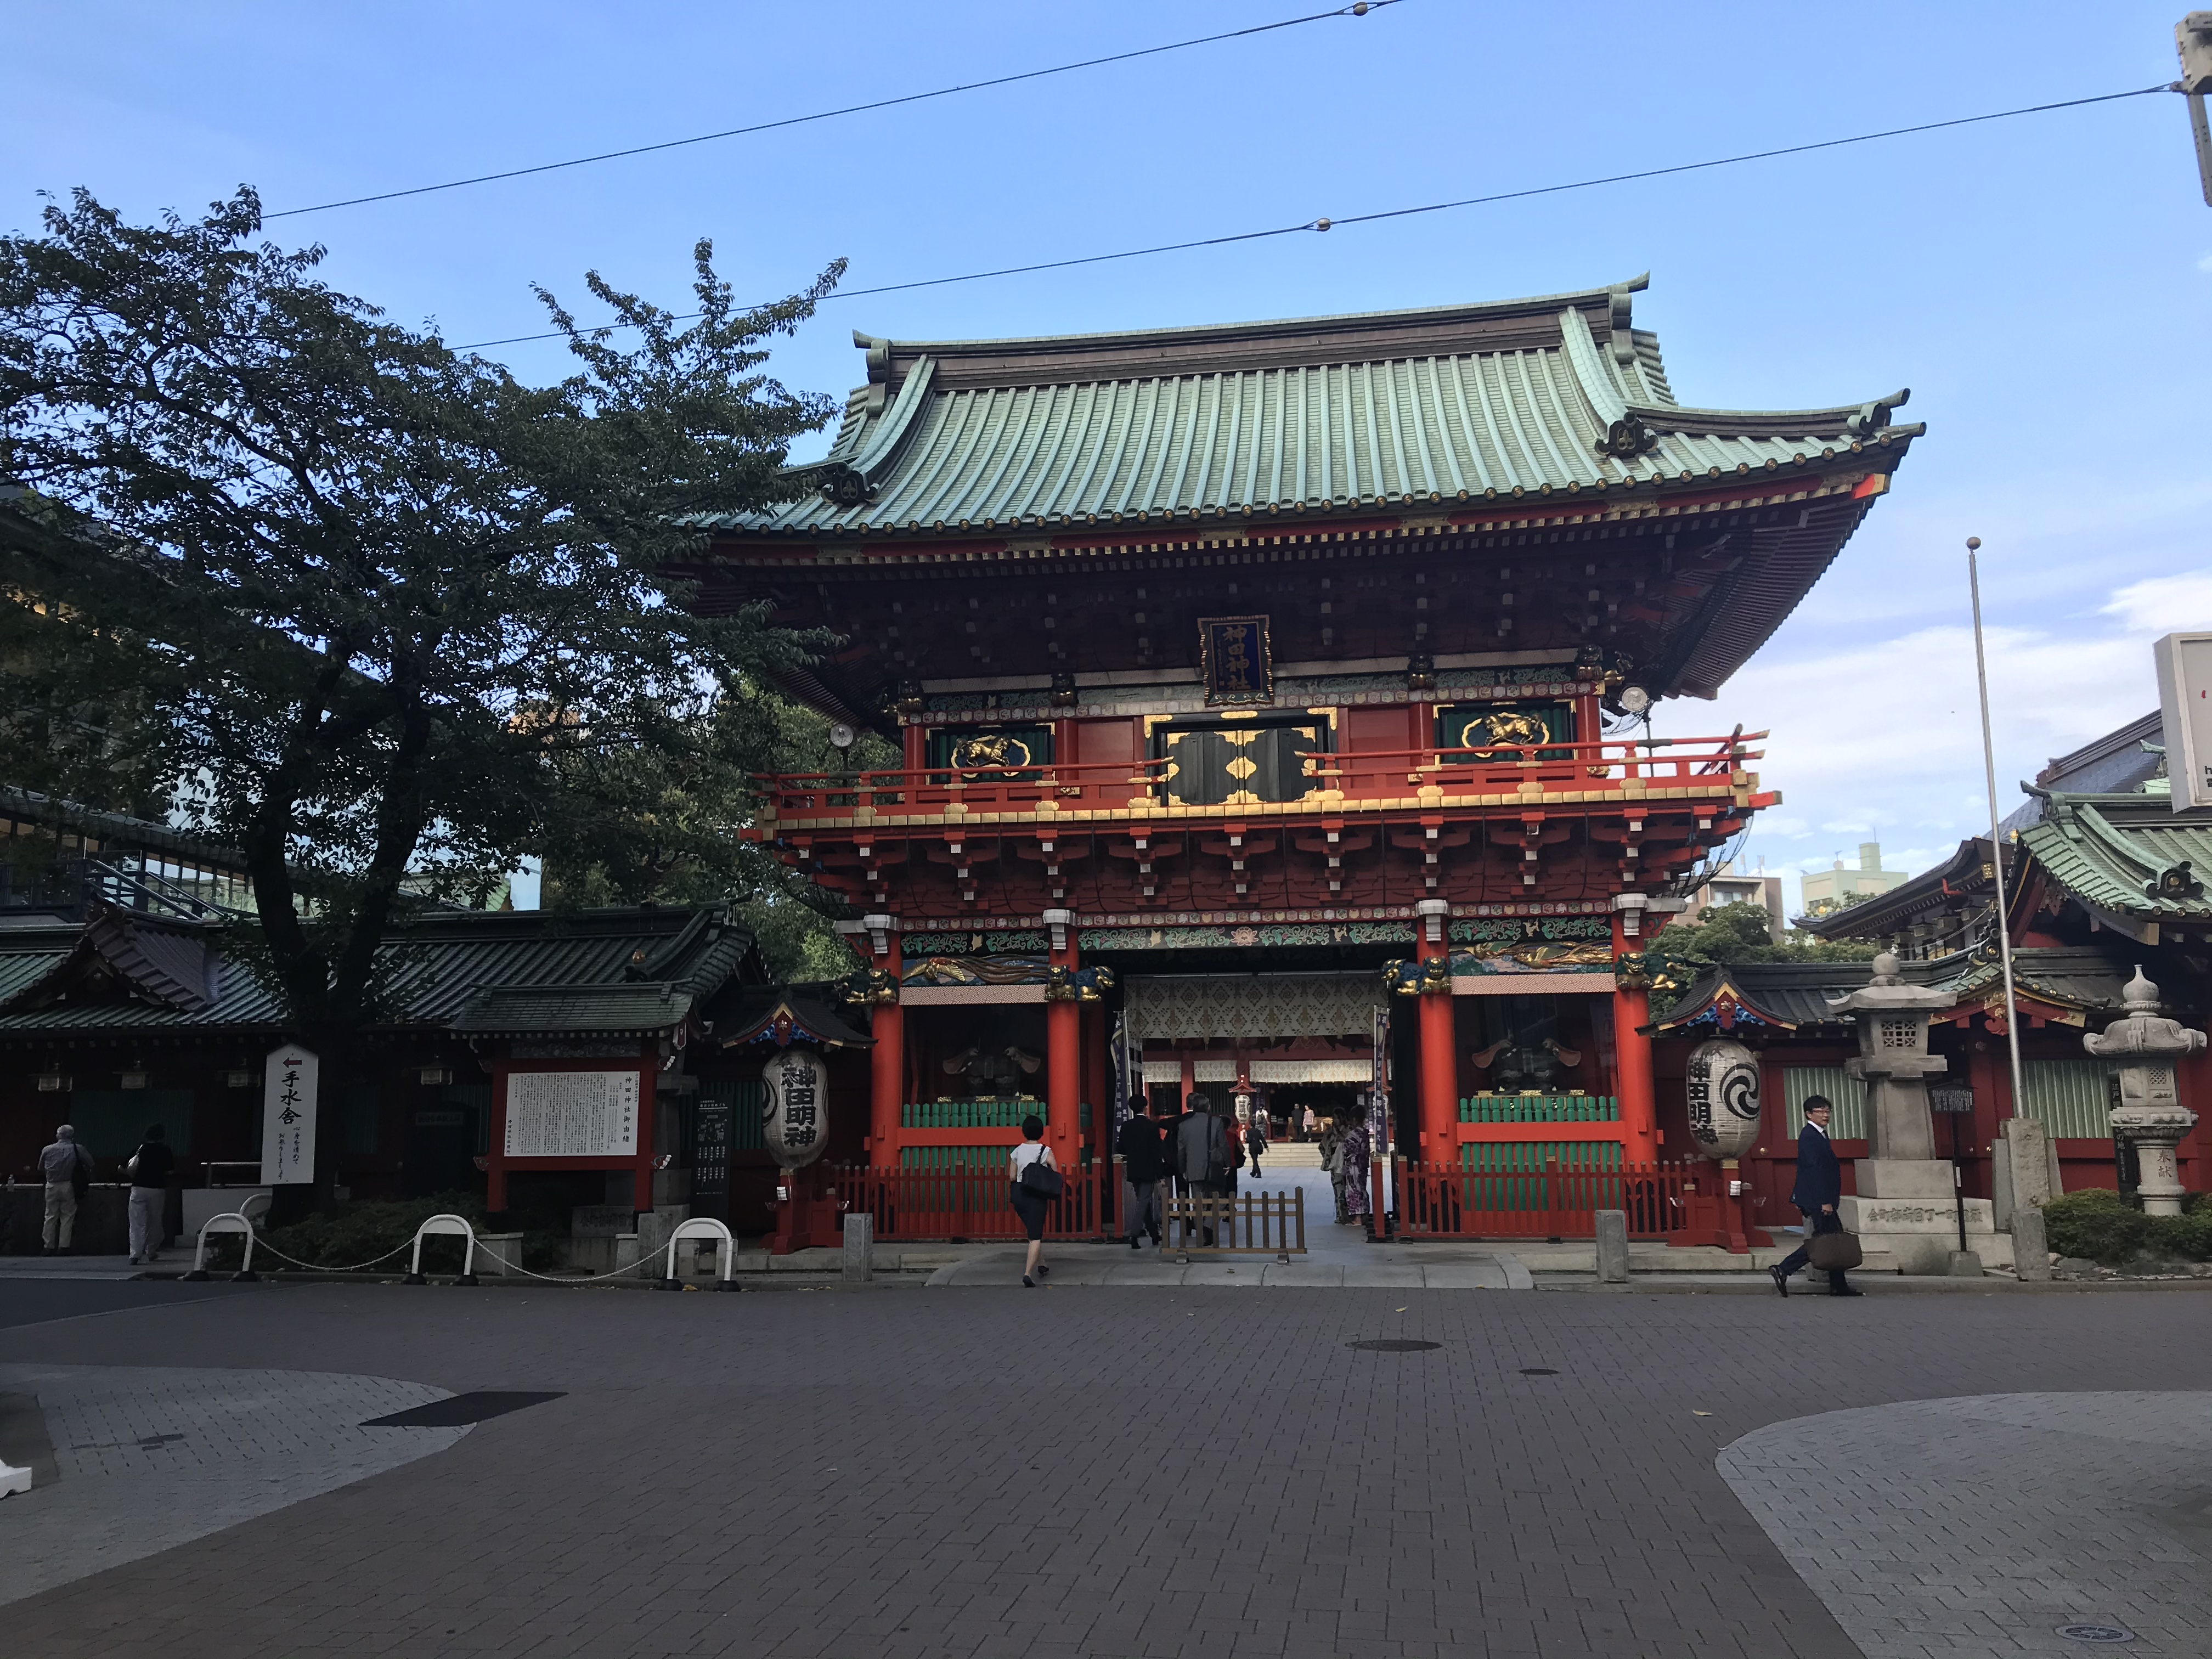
[0,188,842,1092]
[212,1192,566,1274]
[2144,1211,2212,1261]
[1645,901,1884,1014]
[2041,1188,2148,1264]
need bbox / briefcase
[1806,1229,1864,1271]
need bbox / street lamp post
[1966,537,2029,1144]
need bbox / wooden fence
[1161,1189,1307,1260]
[1395,1158,1692,1240]
[830,1160,1119,1242]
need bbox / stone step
[1255,1143,1325,1166]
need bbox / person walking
[1769,1096,1860,1297]
[1340,1116,1373,1233]
[1009,1115,1059,1288]
[1245,1102,1268,1177]
[1175,1092,1233,1244]
[1301,1104,1318,1142]
[38,1125,92,1256]
[125,1124,176,1266]
[1117,1098,1165,1250]
[1318,1115,1347,1221]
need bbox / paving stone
[0,1279,2204,1657]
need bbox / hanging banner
[262,1043,319,1185]
[1110,1012,1135,1140]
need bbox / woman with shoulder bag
[1008,1114,1062,1288]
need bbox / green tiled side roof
[2019,793,2212,923]
[0,905,755,1037]
[1652,946,2129,1032]
[712,280,1917,537]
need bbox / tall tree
[0,188,841,1196]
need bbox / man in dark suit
[1118,1098,1166,1250]
[1769,1096,1861,1297]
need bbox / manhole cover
[2056,1627,2135,1644]
[1519,1367,1559,1375]
[1348,1339,1441,1352]
[363,1390,565,1427]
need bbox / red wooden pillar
[1612,899,1660,1165]
[1045,909,1081,1168]
[866,916,904,1170]
[1180,1052,1196,1105]
[1414,900,1457,1167]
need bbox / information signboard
[504,1069,640,1158]
[261,1043,319,1184]
[2155,632,2212,810]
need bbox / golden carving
[1460,710,1549,751]
[951,733,1032,772]
[1224,756,1257,780]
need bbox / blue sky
[9,1,2207,913]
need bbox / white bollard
[404,1214,479,1285]
[183,1212,257,1282]
[661,1216,738,1291]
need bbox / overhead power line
[449,80,2175,353]
[266,1,1400,220]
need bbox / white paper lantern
[1684,1039,1762,1160]
[761,1049,830,1170]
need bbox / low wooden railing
[1395,1158,1691,1240]
[830,1160,1119,1242]
[749,732,1763,825]
[1162,1189,1307,1261]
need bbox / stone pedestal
[1594,1209,1628,1283]
[1839,1194,2010,1276]
[2084,969,2205,1217]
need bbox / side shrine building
[703,276,1923,1243]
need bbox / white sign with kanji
[262,1044,320,1184]
[761,1049,830,1170]
[504,1070,640,1158]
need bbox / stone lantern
[1828,951,1997,1274]
[2083,969,2205,1217]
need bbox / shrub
[2143,1211,2212,1262]
[2040,1189,2147,1265]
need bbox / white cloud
[1695,576,2200,897]
[2101,571,2212,636]
[2199,252,2212,274]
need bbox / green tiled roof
[711,278,1919,536]
[1651,946,2129,1033]
[2020,792,2212,927]
[0,905,757,1038]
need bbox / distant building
[1799,842,1909,917]
[1679,859,1785,937]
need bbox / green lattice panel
[1458,1094,1620,1124]
[1454,1139,1622,1212]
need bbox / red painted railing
[1394,1159,1694,1240]
[831,1161,1120,1242]
[1304,733,1761,799]
[749,733,1762,825]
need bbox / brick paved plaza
[1,1279,2207,1659]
